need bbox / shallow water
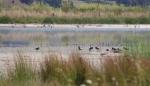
[0,26,150,72]
[0,26,150,50]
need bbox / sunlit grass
[0,52,149,86]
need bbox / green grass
[0,16,12,23]
[0,53,37,86]
[1,16,150,24]
[123,34,150,58]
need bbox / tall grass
[102,56,138,86]
[0,3,150,24]
[39,53,93,86]
[0,53,150,86]
[0,53,37,86]
[123,34,150,58]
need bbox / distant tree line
[9,0,150,7]
[81,0,150,7]
[115,0,150,7]
[20,0,33,4]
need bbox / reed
[0,53,150,86]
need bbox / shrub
[0,16,12,23]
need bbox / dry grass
[0,3,150,23]
[0,7,149,19]
[0,53,150,86]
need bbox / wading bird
[35,47,40,51]
[112,47,117,51]
[89,45,93,51]
[112,47,122,53]
[106,49,109,51]
[78,46,82,51]
[95,46,99,50]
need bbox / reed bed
[0,53,150,86]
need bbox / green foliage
[0,16,12,24]
[13,17,44,24]
[42,17,150,24]
[0,16,150,24]
[123,34,150,58]
[7,54,36,82]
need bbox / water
[0,25,150,72]
[0,26,150,50]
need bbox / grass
[0,3,150,24]
[123,34,150,58]
[0,53,37,86]
[0,16,12,23]
[0,52,150,86]
[0,21,149,86]
[1,16,150,24]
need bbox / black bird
[106,49,109,51]
[112,47,117,50]
[112,48,122,53]
[35,47,40,51]
[95,46,99,50]
[117,48,122,52]
[89,45,93,51]
[78,46,82,51]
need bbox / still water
[0,25,150,72]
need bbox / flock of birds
[78,45,129,53]
[11,24,129,56]
[11,24,85,29]
[10,24,140,29]
[11,24,54,28]
[34,46,128,55]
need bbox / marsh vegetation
[0,3,150,24]
[0,53,150,86]
[0,27,150,86]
